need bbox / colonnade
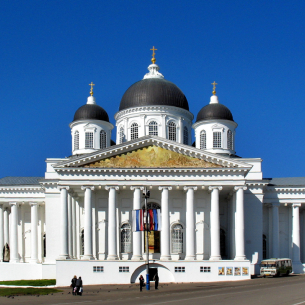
[0,202,44,263]
[59,185,248,261]
[270,202,303,264]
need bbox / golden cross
[89,82,95,96]
[211,81,217,95]
[150,46,157,64]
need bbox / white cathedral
[1,51,305,285]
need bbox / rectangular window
[93,266,104,272]
[200,266,211,273]
[175,266,185,273]
[213,132,221,148]
[119,266,129,273]
[85,132,94,148]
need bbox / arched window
[74,131,79,150]
[263,234,267,259]
[81,229,84,256]
[213,131,221,148]
[85,132,93,148]
[171,224,183,253]
[200,130,206,149]
[168,122,176,141]
[121,223,131,253]
[130,123,139,140]
[183,126,188,145]
[119,127,125,144]
[100,130,106,149]
[227,130,233,150]
[149,121,158,136]
[220,228,226,258]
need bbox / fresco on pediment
[84,146,221,168]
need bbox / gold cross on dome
[89,82,95,96]
[211,81,217,95]
[150,46,157,64]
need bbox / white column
[9,202,19,263]
[30,202,39,263]
[292,203,301,263]
[184,186,197,260]
[81,186,95,260]
[72,197,77,258]
[59,186,69,259]
[68,193,73,258]
[179,117,183,144]
[106,186,119,260]
[209,186,222,260]
[0,204,3,262]
[131,186,144,260]
[161,114,166,138]
[234,186,247,260]
[159,186,172,260]
[3,207,9,246]
[271,203,280,258]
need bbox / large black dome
[119,78,189,111]
[73,104,109,122]
[196,103,234,122]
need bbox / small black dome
[73,104,109,122]
[196,103,234,122]
[119,78,189,111]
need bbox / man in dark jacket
[71,275,77,295]
[153,273,159,290]
[75,276,83,295]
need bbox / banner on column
[132,209,161,232]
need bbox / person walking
[139,275,144,292]
[75,276,83,295]
[71,275,77,295]
[153,273,159,290]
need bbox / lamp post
[143,188,150,290]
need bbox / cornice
[266,186,305,193]
[53,166,249,176]
[114,105,194,121]
[0,186,43,192]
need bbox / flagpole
[144,187,150,290]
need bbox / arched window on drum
[119,127,125,144]
[74,131,79,150]
[227,130,233,150]
[183,126,188,145]
[200,130,206,149]
[168,121,176,142]
[100,130,106,149]
[130,123,139,140]
[149,121,158,136]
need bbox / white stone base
[55,260,252,286]
[0,263,56,281]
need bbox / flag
[132,209,161,231]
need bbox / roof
[196,103,234,122]
[73,104,110,122]
[0,177,43,186]
[267,177,305,187]
[119,78,189,111]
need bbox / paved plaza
[1,275,305,305]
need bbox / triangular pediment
[54,136,252,170]
[84,145,220,168]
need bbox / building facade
[1,55,305,284]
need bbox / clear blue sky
[1,0,304,179]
